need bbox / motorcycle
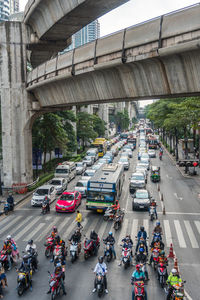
[113,212,124,230]
[135,237,148,255]
[48,272,64,300]
[25,249,38,273]
[103,207,115,221]
[132,280,145,300]
[41,202,48,215]
[4,202,14,215]
[151,248,160,270]
[17,269,32,296]
[83,237,100,260]
[149,206,156,221]
[157,262,167,288]
[53,245,63,266]
[121,246,131,269]
[104,242,113,262]
[44,237,54,258]
[167,283,185,300]
[152,232,162,242]
[69,241,78,263]
[0,250,13,270]
[95,272,105,298]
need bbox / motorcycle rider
[131,264,147,300]
[25,240,38,272]
[17,254,32,291]
[90,230,98,254]
[111,199,120,213]
[6,193,14,211]
[103,232,116,259]
[43,195,50,212]
[118,235,134,266]
[93,256,108,294]
[157,250,168,280]
[51,226,58,239]
[0,262,7,289]
[3,236,14,270]
[166,268,182,300]
[149,199,157,219]
[135,227,148,255]
[150,236,165,250]
[148,242,161,265]
[69,228,82,254]
[153,221,163,238]
[47,262,66,295]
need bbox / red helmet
[136,264,140,270]
[52,226,57,232]
[116,200,119,204]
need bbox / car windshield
[132,175,144,180]
[35,189,48,196]
[76,181,87,187]
[60,194,74,201]
[87,152,95,156]
[119,158,128,162]
[92,165,100,170]
[50,180,61,185]
[84,171,95,176]
[141,154,149,158]
[76,162,83,167]
[85,156,91,160]
[136,191,148,199]
[55,169,68,174]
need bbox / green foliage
[28,173,54,192]
[77,112,98,149]
[115,109,130,131]
[92,114,106,137]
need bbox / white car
[75,179,88,197]
[140,158,150,170]
[48,178,67,194]
[123,148,132,158]
[118,157,130,170]
[82,156,94,166]
[135,165,147,182]
[148,150,156,158]
[76,162,87,175]
[83,169,96,177]
[141,153,150,162]
[31,185,57,206]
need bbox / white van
[54,161,76,182]
[86,148,98,162]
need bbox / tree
[92,114,106,137]
[115,109,130,131]
[76,112,97,150]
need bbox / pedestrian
[75,210,83,229]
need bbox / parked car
[31,185,57,206]
[148,149,156,158]
[75,179,88,197]
[118,157,130,170]
[83,168,96,177]
[82,156,94,166]
[55,191,81,212]
[48,178,67,194]
[129,172,146,193]
[76,162,87,175]
[132,189,151,211]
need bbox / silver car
[148,150,156,158]
[83,169,96,177]
[82,156,94,166]
[48,178,67,194]
[132,189,151,211]
[31,185,57,206]
[118,157,130,170]
[75,179,88,197]
[76,162,87,175]
[129,172,146,193]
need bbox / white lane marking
[0,216,22,235]
[62,219,76,240]
[143,219,149,238]
[35,217,60,242]
[82,218,98,239]
[45,216,52,221]
[57,217,72,234]
[24,223,46,241]
[98,220,109,240]
[184,290,193,300]
[163,220,172,247]
[174,220,186,248]
[156,212,200,215]
[131,219,138,242]
[194,220,200,235]
[174,193,183,201]
[117,218,129,245]
[9,216,32,238]
[184,221,199,248]
[15,216,41,240]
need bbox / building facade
[10,0,19,15]
[0,0,10,22]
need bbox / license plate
[97,209,103,213]
[62,208,66,211]
[140,205,144,208]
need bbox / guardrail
[2,177,39,195]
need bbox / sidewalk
[0,191,32,215]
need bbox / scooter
[132,280,145,300]
[103,207,115,221]
[0,250,14,270]
[121,246,131,269]
[16,269,32,296]
[166,283,185,300]
[95,272,105,298]
[113,212,124,230]
[25,249,38,273]
[157,262,167,288]
[41,202,48,215]
[151,248,160,271]
[104,242,113,262]
[53,245,63,266]
[48,272,64,300]
[44,237,54,258]
[4,202,14,215]
[83,237,100,260]
[149,206,156,221]
[69,241,78,263]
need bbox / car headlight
[56,204,65,208]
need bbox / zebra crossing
[0,214,200,249]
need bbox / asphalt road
[0,144,199,300]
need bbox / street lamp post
[175,128,179,161]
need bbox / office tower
[0,0,10,22]
[10,0,19,14]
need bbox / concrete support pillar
[97,104,109,138]
[0,22,34,187]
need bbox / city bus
[86,163,125,212]
[91,138,107,157]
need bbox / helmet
[140,226,144,232]
[91,230,95,234]
[154,237,159,242]
[109,232,113,236]
[28,239,33,245]
[136,264,140,270]
[156,221,160,226]
[126,237,129,241]
[55,235,61,242]
[171,268,177,275]
[6,235,11,241]
[98,256,104,264]
[23,254,29,263]
[160,250,165,256]
[56,262,62,268]
[52,226,57,232]
[116,200,119,204]
[139,247,144,253]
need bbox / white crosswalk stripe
[0,216,22,235]
[143,219,149,238]
[35,217,60,242]
[117,218,128,245]
[131,219,138,242]
[15,216,41,241]
[98,220,109,240]
[174,220,186,248]
[7,216,32,238]
[24,223,46,241]
[163,220,172,247]
[83,218,98,239]
[184,220,199,248]
[194,220,200,235]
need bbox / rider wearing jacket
[17,255,32,291]
[149,199,157,219]
[111,200,120,213]
[90,230,98,254]
[118,235,133,266]
[131,264,147,300]
[153,221,163,235]
[25,240,38,271]
[93,256,108,294]
[69,229,82,253]
[7,194,14,210]
[47,263,66,295]
[104,232,116,259]
[135,227,148,254]
[166,268,182,300]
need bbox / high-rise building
[0,0,10,22]
[10,0,19,15]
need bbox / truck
[54,161,76,182]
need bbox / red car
[55,191,81,212]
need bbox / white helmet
[171,268,177,275]
[7,235,11,240]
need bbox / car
[103,154,113,163]
[124,144,133,151]
[105,151,114,159]
[76,162,87,175]
[118,157,130,170]
[140,158,150,170]
[99,158,109,164]
[132,189,151,210]
[48,178,67,194]
[31,185,57,206]
[129,172,146,193]
[55,191,81,212]
[92,164,102,171]
[135,165,147,182]
[83,168,96,177]
[122,148,132,158]
[75,179,88,197]
[82,156,94,166]
[141,153,150,162]
[148,149,156,158]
